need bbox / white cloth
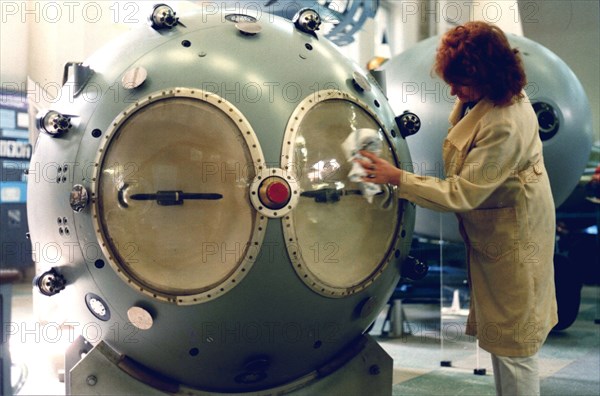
[341,128,382,203]
[491,353,540,396]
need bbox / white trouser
[491,353,540,396]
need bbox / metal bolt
[70,184,90,212]
[39,110,72,136]
[34,268,66,296]
[360,296,378,318]
[86,375,97,386]
[352,71,372,93]
[127,306,154,330]
[293,8,321,34]
[369,365,380,375]
[150,4,178,30]
[396,111,421,138]
[121,66,147,90]
[369,364,381,375]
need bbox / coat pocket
[442,139,466,177]
[460,206,519,262]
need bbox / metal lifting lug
[532,101,560,141]
[292,8,322,37]
[38,110,73,137]
[34,267,67,296]
[401,256,428,281]
[150,3,179,30]
[62,62,94,97]
[395,111,421,139]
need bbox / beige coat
[398,95,558,356]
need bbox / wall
[1,1,197,98]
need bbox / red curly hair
[434,21,527,106]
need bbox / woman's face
[449,83,483,103]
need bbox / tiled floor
[383,286,600,395]
[5,283,600,395]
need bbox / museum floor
[379,286,600,396]
[6,283,600,396]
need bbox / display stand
[436,214,488,377]
[66,335,393,395]
[380,299,411,338]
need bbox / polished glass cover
[96,97,257,298]
[289,99,399,294]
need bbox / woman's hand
[355,150,402,186]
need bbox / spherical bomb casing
[27,8,415,392]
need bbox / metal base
[67,335,392,395]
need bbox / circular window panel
[92,89,266,304]
[282,91,400,297]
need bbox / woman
[358,21,557,395]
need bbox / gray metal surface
[69,335,391,395]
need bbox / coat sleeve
[397,119,522,213]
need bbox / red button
[266,181,290,205]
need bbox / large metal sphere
[27,6,414,393]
